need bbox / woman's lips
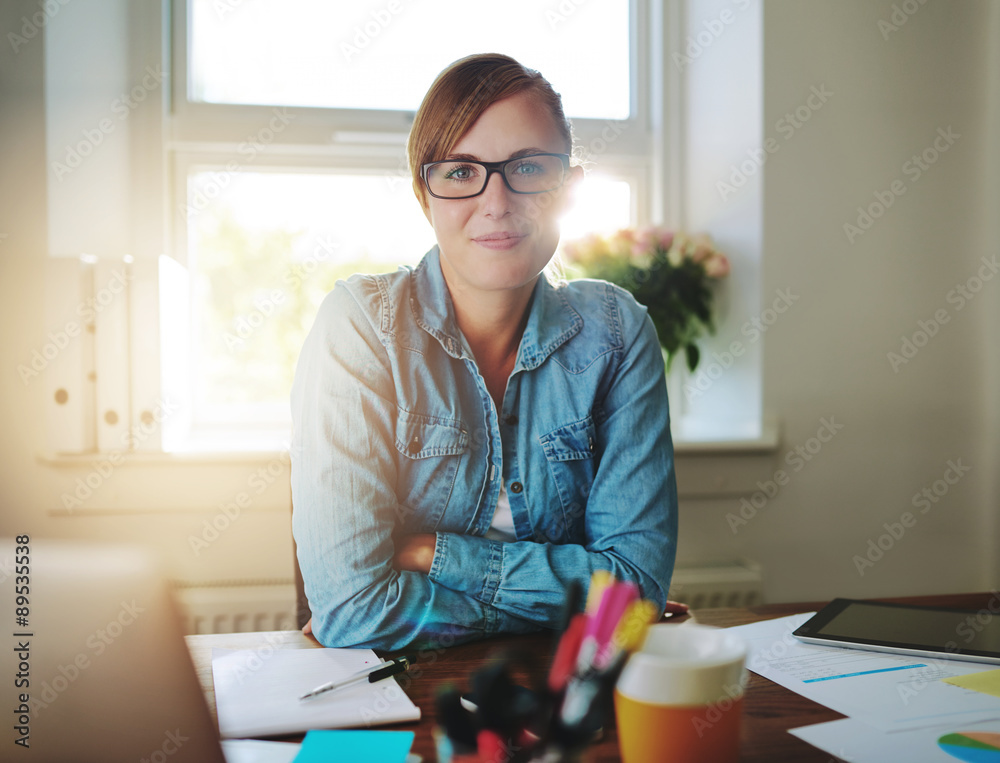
[472,232,527,251]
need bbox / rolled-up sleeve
[290,281,536,650]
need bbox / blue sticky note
[293,730,415,763]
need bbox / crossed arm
[291,285,679,649]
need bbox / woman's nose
[478,171,513,216]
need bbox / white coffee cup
[615,624,747,763]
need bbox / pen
[299,654,415,700]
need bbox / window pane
[190,0,630,119]
[560,175,632,241]
[184,168,627,436]
[186,170,433,425]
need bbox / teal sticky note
[293,730,415,763]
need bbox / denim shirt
[290,246,678,651]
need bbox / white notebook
[212,647,421,739]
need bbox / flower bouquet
[561,227,729,372]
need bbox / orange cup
[614,624,747,763]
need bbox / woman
[291,53,678,650]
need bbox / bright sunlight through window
[191,0,631,119]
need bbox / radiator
[667,561,763,609]
[172,580,297,635]
[172,562,763,635]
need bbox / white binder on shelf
[128,256,163,451]
[43,257,96,454]
[93,257,132,453]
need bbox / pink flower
[667,233,690,267]
[704,252,730,278]
[656,228,675,251]
[632,227,658,259]
[689,234,715,264]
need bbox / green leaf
[685,343,700,372]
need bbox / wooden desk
[186,592,996,762]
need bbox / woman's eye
[444,165,477,182]
[511,161,543,176]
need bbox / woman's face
[420,90,580,300]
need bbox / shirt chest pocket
[394,409,469,532]
[537,415,597,544]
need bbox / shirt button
[510,481,523,494]
[407,436,421,455]
[505,415,519,426]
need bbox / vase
[664,348,688,420]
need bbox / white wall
[1,0,997,602]
[981,0,1000,586]
[674,0,998,601]
[0,1,293,587]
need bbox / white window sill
[39,419,779,463]
[40,418,781,504]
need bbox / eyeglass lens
[425,155,566,198]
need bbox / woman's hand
[664,600,690,617]
[393,534,437,574]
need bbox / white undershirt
[485,483,517,542]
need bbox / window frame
[165,0,659,448]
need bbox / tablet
[792,598,1000,665]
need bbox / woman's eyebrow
[443,147,550,162]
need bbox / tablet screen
[815,601,1000,655]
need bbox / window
[167,0,649,450]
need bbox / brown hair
[407,53,574,206]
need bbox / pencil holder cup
[614,624,747,763]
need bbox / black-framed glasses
[421,153,570,199]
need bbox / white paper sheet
[212,647,421,739]
[790,717,1000,763]
[221,739,301,763]
[728,614,1000,732]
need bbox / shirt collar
[409,245,583,368]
